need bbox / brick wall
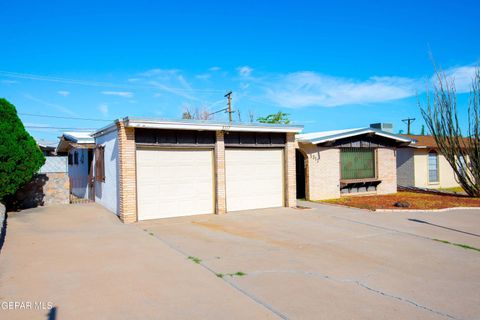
[299,143,341,200]
[376,147,397,194]
[215,131,226,214]
[117,121,137,223]
[285,133,297,207]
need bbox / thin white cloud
[437,65,479,93]
[139,68,179,78]
[99,103,109,116]
[101,91,134,98]
[209,66,221,72]
[264,72,419,108]
[237,66,253,77]
[57,90,70,97]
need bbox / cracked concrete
[141,203,480,320]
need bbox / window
[95,146,105,182]
[74,151,79,165]
[428,151,439,183]
[340,148,376,180]
[68,153,73,165]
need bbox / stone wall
[0,202,5,248]
[8,173,70,209]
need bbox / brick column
[117,121,137,223]
[215,131,226,214]
[285,132,297,207]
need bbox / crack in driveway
[249,269,461,320]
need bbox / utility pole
[225,91,233,122]
[402,118,415,135]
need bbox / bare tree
[237,109,242,122]
[181,106,212,120]
[420,67,480,196]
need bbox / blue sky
[1,0,479,140]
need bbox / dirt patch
[322,192,480,210]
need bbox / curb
[375,207,480,213]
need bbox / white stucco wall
[68,148,90,198]
[413,149,461,189]
[94,129,119,214]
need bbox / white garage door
[136,148,214,220]
[226,149,284,212]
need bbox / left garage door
[136,148,214,220]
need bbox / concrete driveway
[139,201,480,320]
[0,204,275,320]
[1,202,479,319]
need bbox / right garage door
[225,148,284,212]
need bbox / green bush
[0,98,45,200]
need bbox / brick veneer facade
[115,125,297,223]
[376,147,397,194]
[285,132,297,207]
[298,143,397,200]
[215,131,226,214]
[117,121,137,223]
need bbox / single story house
[56,132,95,200]
[296,124,412,200]
[397,135,464,189]
[91,117,303,223]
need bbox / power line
[19,112,113,122]
[0,70,225,93]
[25,126,96,131]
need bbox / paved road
[1,202,479,319]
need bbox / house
[397,135,464,189]
[296,124,412,200]
[36,139,60,156]
[91,117,303,222]
[56,132,96,200]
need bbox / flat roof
[297,127,413,145]
[93,117,304,137]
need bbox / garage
[136,148,214,220]
[92,118,302,223]
[225,148,284,211]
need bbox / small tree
[0,99,45,201]
[257,111,291,124]
[420,68,480,197]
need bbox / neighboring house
[36,139,60,156]
[91,117,303,223]
[296,124,412,200]
[397,135,464,189]
[56,132,95,200]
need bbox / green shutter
[340,148,375,179]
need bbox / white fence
[38,156,68,173]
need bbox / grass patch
[187,256,202,264]
[432,239,480,252]
[438,186,465,193]
[216,271,247,278]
